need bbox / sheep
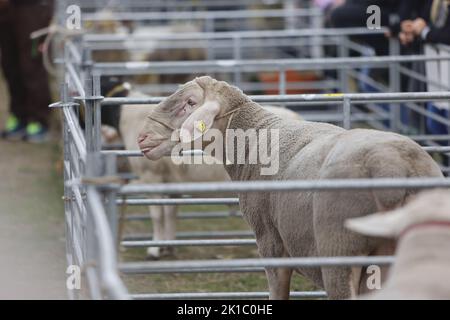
[345,189,450,300]
[137,76,443,299]
[119,90,302,259]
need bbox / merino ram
[137,76,443,299]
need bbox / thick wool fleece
[192,77,444,299]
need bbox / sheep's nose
[138,134,148,144]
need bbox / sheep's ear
[179,100,221,143]
[344,208,407,238]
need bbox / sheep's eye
[187,98,196,106]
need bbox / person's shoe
[1,115,26,141]
[25,122,49,143]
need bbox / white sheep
[120,91,302,259]
[346,189,450,300]
[137,76,443,299]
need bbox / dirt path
[0,75,67,299]
[0,140,67,299]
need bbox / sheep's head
[138,76,248,160]
[345,189,450,238]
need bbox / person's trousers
[0,1,53,126]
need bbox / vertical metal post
[84,76,94,153]
[283,0,296,30]
[205,18,214,61]
[279,68,287,108]
[206,17,216,61]
[81,46,92,88]
[233,35,242,86]
[343,96,352,129]
[83,74,103,153]
[61,83,78,300]
[104,154,119,248]
[205,16,214,33]
[338,37,350,126]
[85,152,102,300]
[338,36,350,93]
[389,37,401,132]
[279,68,286,95]
[92,74,102,151]
[310,7,324,59]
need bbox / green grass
[119,205,317,295]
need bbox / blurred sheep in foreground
[346,189,450,300]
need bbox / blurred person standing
[328,0,399,55]
[401,0,450,137]
[0,0,53,142]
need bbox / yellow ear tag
[197,120,207,133]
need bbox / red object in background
[259,70,322,95]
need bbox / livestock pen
[52,2,450,299]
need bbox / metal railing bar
[66,40,82,65]
[71,184,85,216]
[341,37,377,57]
[346,69,389,93]
[102,91,450,106]
[121,239,256,248]
[423,146,450,152]
[131,80,338,96]
[402,101,450,126]
[93,55,450,75]
[87,38,346,52]
[63,108,87,161]
[76,0,290,9]
[118,177,450,196]
[126,210,242,221]
[83,27,386,43]
[85,268,103,300]
[66,62,86,97]
[122,231,254,241]
[353,102,390,124]
[68,143,82,181]
[117,198,240,206]
[82,8,323,22]
[300,111,389,123]
[119,256,394,274]
[101,145,450,159]
[398,65,450,91]
[86,188,129,299]
[131,291,328,300]
[410,135,450,141]
[72,229,84,269]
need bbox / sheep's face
[138,76,223,160]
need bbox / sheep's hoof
[146,247,161,260]
[160,247,175,258]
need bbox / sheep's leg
[320,267,353,299]
[147,205,164,260]
[358,241,395,295]
[350,267,363,299]
[313,189,382,299]
[256,232,292,300]
[266,267,293,300]
[161,205,177,257]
